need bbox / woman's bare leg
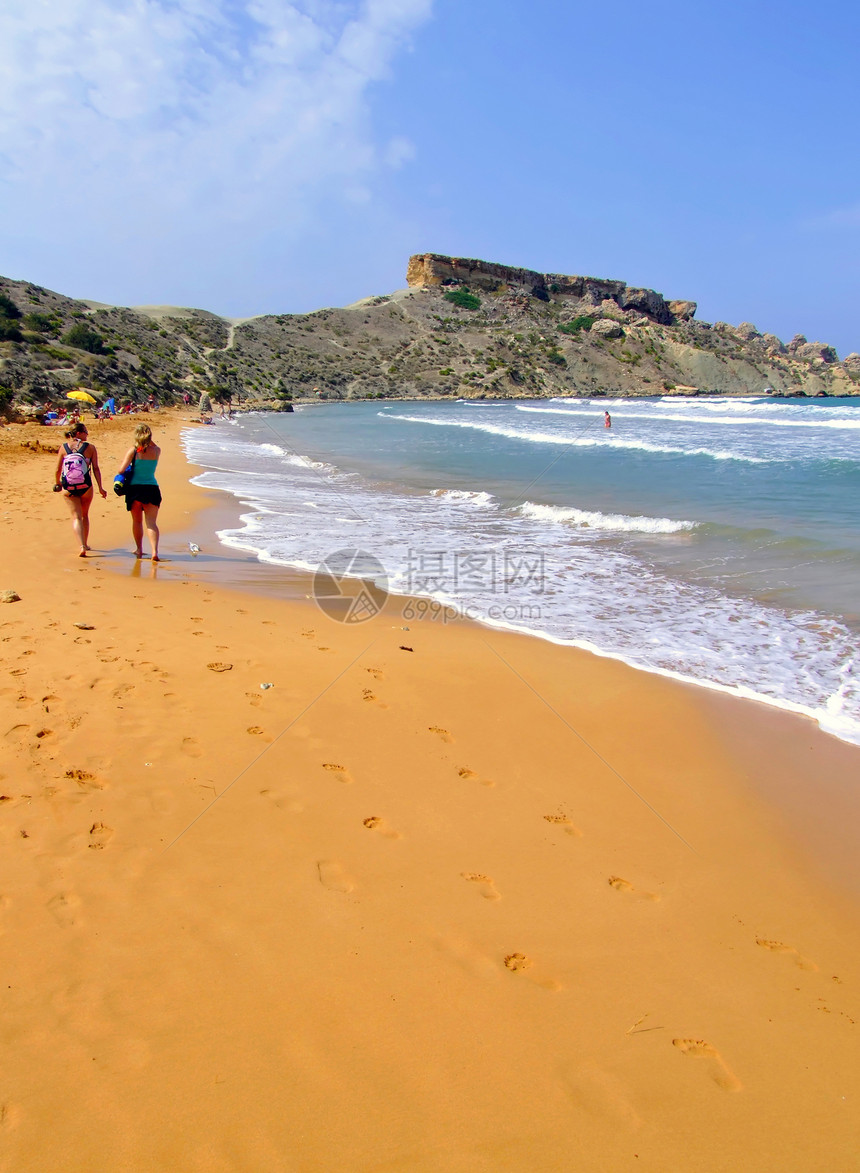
[63,491,91,556]
[143,504,160,561]
[80,494,93,550]
[131,504,144,557]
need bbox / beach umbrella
[67,390,97,404]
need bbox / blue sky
[1,0,858,355]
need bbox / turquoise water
[184,396,860,743]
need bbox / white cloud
[384,135,415,169]
[0,0,432,297]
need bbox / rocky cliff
[1,255,857,414]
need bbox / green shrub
[62,323,106,354]
[0,293,22,320]
[559,316,594,335]
[0,320,22,342]
[443,288,481,311]
[24,312,58,333]
[546,350,567,366]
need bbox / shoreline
[184,411,860,749]
[177,416,860,896]
[1,410,859,1170]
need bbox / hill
[1,254,858,415]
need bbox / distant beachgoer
[54,422,107,557]
[604,411,612,428]
[118,423,162,561]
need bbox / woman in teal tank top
[117,423,162,561]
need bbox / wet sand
[1,411,858,1171]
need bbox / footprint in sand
[428,725,453,743]
[672,1038,742,1092]
[246,726,264,736]
[64,768,105,791]
[543,813,583,837]
[504,952,532,972]
[181,737,202,758]
[88,822,113,850]
[245,691,262,708]
[458,766,495,788]
[47,892,81,927]
[0,1102,21,1131]
[461,872,501,900]
[317,859,354,894]
[503,952,562,990]
[322,763,352,783]
[363,816,401,839]
[756,938,818,971]
[365,667,384,680]
[361,688,388,708]
[259,788,304,813]
[301,629,315,640]
[608,876,660,902]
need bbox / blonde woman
[54,422,107,557]
[118,423,162,561]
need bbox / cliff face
[406,253,682,325]
[1,255,858,412]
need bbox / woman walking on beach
[119,423,162,561]
[54,422,107,557]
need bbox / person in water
[54,422,107,557]
[604,411,612,428]
[118,423,162,561]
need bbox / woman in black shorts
[118,423,162,561]
[54,422,107,557]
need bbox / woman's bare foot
[151,555,161,562]
[78,548,87,558]
[133,550,143,558]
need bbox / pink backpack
[61,442,90,490]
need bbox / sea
[182,396,860,745]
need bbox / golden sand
[1,411,858,1171]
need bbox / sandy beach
[1,411,859,1171]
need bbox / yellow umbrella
[67,390,97,404]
